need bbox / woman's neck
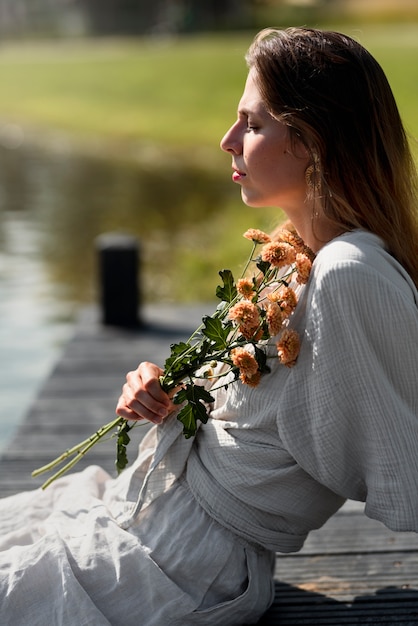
[288,211,344,254]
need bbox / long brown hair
[246,27,418,287]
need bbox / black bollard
[96,233,141,327]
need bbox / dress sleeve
[276,247,418,533]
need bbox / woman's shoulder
[316,229,387,266]
[313,229,418,302]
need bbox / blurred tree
[0,0,344,38]
[0,0,87,37]
[0,0,253,38]
[82,0,158,35]
[82,0,253,35]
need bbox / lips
[232,168,246,182]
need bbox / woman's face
[220,70,309,212]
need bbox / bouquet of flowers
[32,226,314,489]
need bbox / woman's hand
[115,361,175,424]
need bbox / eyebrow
[238,106,258,118]
[238,99,267,118]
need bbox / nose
[220,121,242,155]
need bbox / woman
[1,27,417,625]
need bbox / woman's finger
[115,362,172,423]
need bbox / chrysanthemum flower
[243,229,271,244]
[228,301,261,340]
[237,278,256,300]
[230,347,259,377]
[261,241,296,268]
[277,329,300,368]
[239,370,262,387]
[266,291,279,303]
[265,302,283,336]
[229,301,260,325]
[274,228,306,254]
[271,285,298,317]
[295,252,313,284]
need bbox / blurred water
[0,211,73,453]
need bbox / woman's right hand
[115,361,174,425]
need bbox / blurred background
[1,0,417,447]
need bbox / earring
[305,157,321,191]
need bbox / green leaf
[163,341,191,373]
[173,383,214,406]
[177,404,199,438]
[201,315,229,350]
[167,340,214,386]
[194,385,215,405]
[216,269,237,303]
[161,341,197,390]
[116,421,133,473]
[256,258,270,276]
[174,383,214,437]
[254,345,270,373]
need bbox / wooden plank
[301,510,417,554]
[260,595,418,625]
[260,550,418,624]
[274,551,418,590]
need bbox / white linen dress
[0,230,417,626]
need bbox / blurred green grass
[0,35,247,158]
[0,24,416,159]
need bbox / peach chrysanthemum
[271,285,298,318]
[273,223,316,261]
[237,278,256,300]
[243,229,271,244]
[265,302,283,336]
[240,370,262,387]
[295,252,313,285]
[261,241,296,268]
[274,228,306,254]
[229,301,259,325]
[277,328,300,368]
[229,301,261,340]
[230,347,259,377]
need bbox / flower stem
[241,242,258,277]
[32,416,124,488]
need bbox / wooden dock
[0,304,417,625]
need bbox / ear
[286,129,311,162]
